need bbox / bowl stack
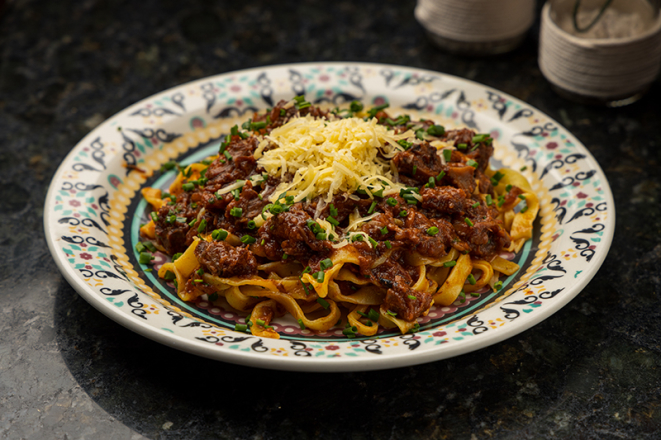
[415,0,536,55]
[539,0,661,106]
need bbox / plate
[44,62,615,372]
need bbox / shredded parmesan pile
[255,116,413,204]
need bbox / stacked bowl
[539,0,661,106]
[415,0,536,55]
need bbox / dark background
[1,0,660,439]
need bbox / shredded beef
[500,185,525,211]
[392,142,443,185]
[195,240,257,278]
[466,144,494,174]
[403,211,455,258]
[227,136,259,157]
[154,192,199,254]
[476,170,494,194]
[372,259,433,321]
[361,210,455,259]
[205,137,259,192]
[421,186,469,216]
[453,217,511,260]
[361,213,403,242]
[444,128,474,146]
[204,192,235,227]
[371,258,413,286]
[183,276,216,298]
[444,164,476,194]
[319,193,371,223]
[196,190,231,212]
[384,285,433,322]
[253,99,332,131]
[349,241,378,275]
[377,194,407,218]
[224,181,269,230]
[155,220,189,255]
[443,128,494,172]
[257,205,332,261]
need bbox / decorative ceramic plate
[44,63,614,372]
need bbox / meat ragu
[140,97,539,339]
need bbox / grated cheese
[407,192,423,202]
[346,209,381,232]
[315,217,336,238]
[331,232,373,249]
[215,179,245,196]
[254,139,270,159]
[257,116,411,204]
[430,140,453,149]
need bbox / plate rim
[44,61,616,372]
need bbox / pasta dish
[138,96,539,339]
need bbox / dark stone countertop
[1,0,660,439]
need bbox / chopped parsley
[350,100,363,113]
[327,215,340,226]
[320,258,333,271]
[491,171,505,186]
[138,252,154,265]
[367,102,389,118]
[197,219,207,233]
[426,124,445,136]
[212,229,228,241]
[240,235,256,244]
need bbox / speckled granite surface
[1,0,660,439]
